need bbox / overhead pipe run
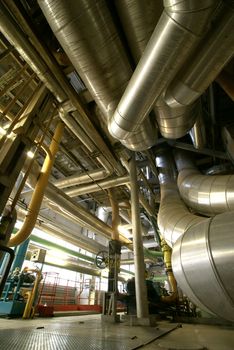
[109,0,216,142]
[53,168,110,189]
[65,175,130,197]
[165,1,234,108]
[175,150,234,216]
[38,0,132,119]
[8,122,65,247]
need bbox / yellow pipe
[160,239,178,303]
[8,121,64,246]
[22,268,42,319]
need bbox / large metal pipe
[8,122,65,247]
[166,1,234,108]
[53,169,109,189]
[172,211,234,322]
[65,175,130,197]
[156,149,207,247]
[175,150,234,216]
[38,0,132,119]
[109,0,216,141]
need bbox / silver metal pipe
[129,154,149,318]
[115,0,163,63]
[38,0,132,119]
[166,1,234,107]
[188,108,206,150]
[172,211,234,322]
[156,149,206,247]
[53,169,109,189]
[175,150,234,216]
[65,175,130,197]
[109,0,216,141]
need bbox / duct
[53,169,109,189]
[65,175,130,197]
[172,211,234,322]
[166,1,234,108]
[109,0,216,141]
[38,0,132,119]
[188,109,206,150]
[115,0,163,63]
[156,149,207,247]
[175,150,234,216]
[121,118,158,151]
[8,122,65,247]
[0,3,67,102]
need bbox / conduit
[156,148,234,321]
[156,149,206,247]
[8,122,64,246]
[109,0,216,141]
[175,149,234,216]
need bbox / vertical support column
[129,153,149,319]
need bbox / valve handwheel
[95,250,109,269]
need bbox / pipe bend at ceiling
[109,0,217,141]
[175,150,234,216]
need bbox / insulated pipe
[22,160,131,246]
[8,122,65,246]
[38,0,157,151]
[175,150,234,216]
[166,1,234,108]
[156,149,207,247]
[65,175,130,197]
[38,0,132,119]
[53,168,109,189]
[109,0,216,141]
[115,0,163,63]
[172,211,234,322]
[129,154,149,319]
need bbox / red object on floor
[37,305,54,317]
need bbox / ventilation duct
[175,150,234,216]
[157,148,234,321]
[38,0,158,151]
[109,0,216,142]
[165,1,234,108]
[38,0,132,119]
[156,149,206,247]
[172,212,234,322]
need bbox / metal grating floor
[0,317,178,350]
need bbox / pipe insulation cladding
[172,212,234,322]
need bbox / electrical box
[30,248,46,263]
